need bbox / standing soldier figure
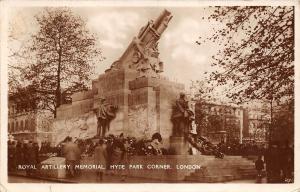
[93,98,118,138]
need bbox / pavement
[8,170,163,183]
[225,178,267,183]
[8,170,264,183]
[8,175,56,183]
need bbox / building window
[22,120,25,131]
[16,121,19,132]
[19,120,21,131]
[30,119,35,132]
[25,120,29,131]
[12,122,15,132]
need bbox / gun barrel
[153,9,173,35]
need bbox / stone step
[182,155,257,183]
[243,155,259,160]
[192,169,236,177]
[185,174,236,183]
[203,163,252,169]
[205,163,252,168]
[205,159,253,164]
[223,156,249,159]
[239,167,257,170]
[240,173,257,179]
[232,164,255,168]
[205,158,252,162]
[204,161,252,165]
[185,175,224,183]
[238,169,257,174]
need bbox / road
[8,174,263,184]
[8,175,54,183]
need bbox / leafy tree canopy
[9,8,103,117]
[198,6,294,104]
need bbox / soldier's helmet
[99,97,106,103]
[179,92,185,98]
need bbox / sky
[9,6,224,89]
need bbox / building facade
[8,102,53,145]
[195,100,273,144]
[245,106,270,144]
[195,101,247,144]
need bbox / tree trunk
[269,99,273,143]
[55,40,62,118]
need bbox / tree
[191,80,217,136]
[198,6,294,104]
[189,80,214,102]
[9,8,102,117]
[270,100,294,144]
[9,84,39,112]
[207,114,222,133]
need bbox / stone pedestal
[169,136,189,155]
[128,77,158,138]
[127,77,184,143]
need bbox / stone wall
[54,68,184,145]
[128,76,184,143]
[56,98,94,120]
[128,86,158,138]
[93,68,139,136]
[52,112,97,145]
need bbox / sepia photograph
[0,0,299,191]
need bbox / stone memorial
[44,9,257,183]
[52,10,185,148]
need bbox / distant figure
[63,137,81,177]
[33,142,40,164]
[265,141,281,183]
[25,141,38,176]
[280,140,293,182]
[15,141,23,168]
[255,156,264,183]
[150,133,163,155]
[94,139,107,181]
[111,133,126,181]
[105,135,115,173]
[8,141,16,172]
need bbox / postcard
[0,0,299,192]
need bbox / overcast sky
[9,6,226,89]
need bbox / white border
[1,1,300,192]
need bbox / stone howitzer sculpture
[109,9,173,78]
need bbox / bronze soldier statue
[94,98,118,138]
[171,93,194,137]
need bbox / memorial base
[169,136,189,155]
